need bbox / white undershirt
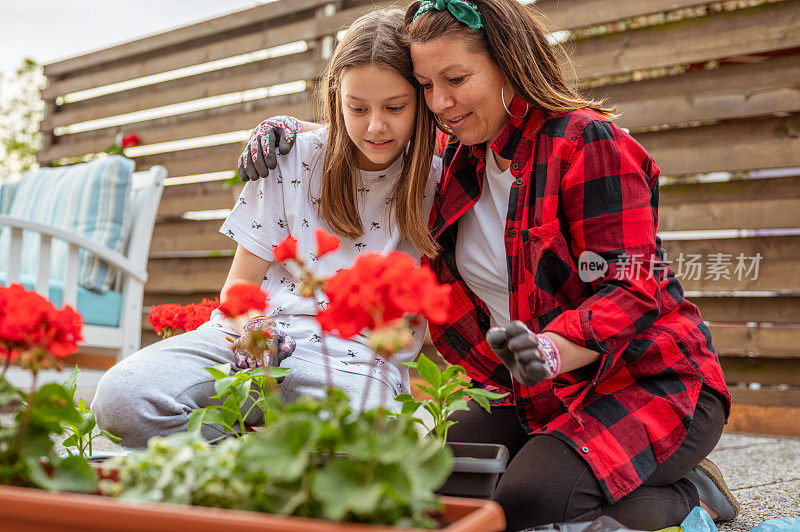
[454,147,514,328]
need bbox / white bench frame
[0,165,167,360]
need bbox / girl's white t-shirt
[211,127,442,395]
[454,146,514,329]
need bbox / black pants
[447,387,726,532]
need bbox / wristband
[536,333,561,378]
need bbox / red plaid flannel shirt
[425,100,731,502]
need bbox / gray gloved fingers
[518,360,548,386]
[506,320,531,338]
[253,134,271,177]
[515,347,544,365]
[486,326,516,369]
[243,142,261,181]
[275,127,292,156]
[486,327,508,350]
[264,128,280,171]
[508,331,539,353]
[237,152,251,182]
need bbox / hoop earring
[502,81,529,120]
[434,115,455,136]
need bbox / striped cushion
[0,180,19,215]
[0,156,134,293]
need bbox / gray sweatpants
[91,324,396,449]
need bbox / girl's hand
[232,316,296,370]
[237,116,302,181]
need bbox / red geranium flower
[0,284,83,364]
[315,228,340,258]
[315,251,451,338]
[149,297,220,337]
[273,235,298,263]
[121,134,140,148]
[219,283,269,318]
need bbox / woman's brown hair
[317,8,438,258]
[403,0,615,118]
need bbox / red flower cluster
[316,251,451,338]
[149,297,220,337]
[0,284,83,362]
[121,134,140,149]
[219,283,269,318]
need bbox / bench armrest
[0,214,148,282]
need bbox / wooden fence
[37,0,800,434]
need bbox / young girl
[91,8,442,449]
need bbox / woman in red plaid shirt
[404,0,737,529]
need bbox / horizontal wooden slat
[660,175,800,231]
[637,113,800,175]
[535,0,708,31]
[729,387,800,408]
[721,356,800,386]
[51,53,325,129]
[158,180,240,219]
[726,403,800,436]
[43,0,329,78]
[134,143,243,179]
[665,235,800,292]
[41,91,314,163]
[43,0,390,99]
[694,296,800,324]
[570,1,800,80]
[145,256,233,293]
[150,219,234,254]
[143,292,220,307]
[592,54,800,130]
[709,324,800,358]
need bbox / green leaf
[26,455,97,493]
[400,399,422,417]
[441,364,467,381]
[415,354,442,389]
[76,411,95,435]
[205,363,231,380]
[213,376,236,397]
[61,366,80,398]
[100,429,122,444]
[466,387,510,400]
[312,457,383,521]
[447,397,469,413]
[30,383,82,428]
[470,394,491,412]
[61,433,80,448]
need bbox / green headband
[413,0,483,29]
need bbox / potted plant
[395,356,510,499]
[0,283,96,491]
[0,232,506,531]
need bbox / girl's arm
[221,245,270,326]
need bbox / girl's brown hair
[403,0,615,118]
[317,8,438,258]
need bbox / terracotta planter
[437,443,509,499]
[0,483,505,532]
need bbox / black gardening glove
[486,320,549,386]
[237,116,302,181]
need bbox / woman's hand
[487,321,551,386]
[237,116,302,181]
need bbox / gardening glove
[232,316,296,375]
[237,115,302,181]
[486,321,561,387]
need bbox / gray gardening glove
[486,321,549,386]
[237,116,302,181]
[232,317,296,378]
